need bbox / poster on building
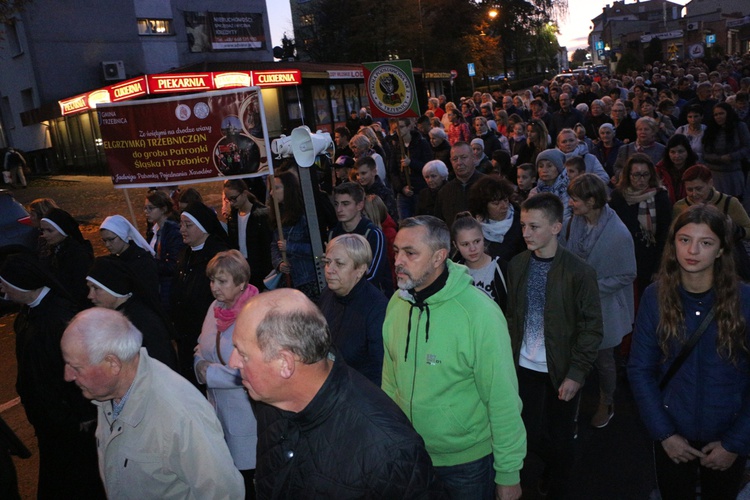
[361,60,420,118]
[184,11,265,52]
[97,87,272,189]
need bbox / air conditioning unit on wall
[686,22,701,31]
[102,61,126,81]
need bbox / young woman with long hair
[269,171,318,299]
[656,134,699,203]
[702,102,750,199]
[515,119,549,166]
[629,204,750,499]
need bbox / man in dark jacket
[434,142,485,228]
[391,118,432,219]
[549,93,584,140]
[229,289,446,499]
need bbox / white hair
[68,308,142,364]
[423,160,449,180]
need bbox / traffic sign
[706,34,716,45]
[689,43,705,59]
[467,63,476,77]
[450,69,458,79]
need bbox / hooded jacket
[382,260,526,486]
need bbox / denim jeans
[434,453,494,500]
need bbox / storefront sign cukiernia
[97,88,274,189]
[362,60,420,118]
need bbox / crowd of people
[2,53,750,500]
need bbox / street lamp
[486,8,508,82]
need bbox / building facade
[0,0,272,172]
[588,0,749,69]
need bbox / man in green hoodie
[382,215,526,500]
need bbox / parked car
[0,189,36,253]
[0,189,38,315]
[552,73,574,85]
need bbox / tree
[294,0,566,80]
[480,0,565,78]
[571,48,589,63]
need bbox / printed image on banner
[362,60,420,118]
[184,11,265,52]
[97,87,272,188]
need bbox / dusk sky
[265,0,690,55]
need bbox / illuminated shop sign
[148,73,213,93]
[58,71,301,116]
[111,77,148,101]
[252,70,301,86]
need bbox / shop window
[343,84,360,117]
[329,85,345,124]
[137,19,173,35]
[284,88,305,122]
[312,85,331,125]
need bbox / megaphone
[270,134,293,158]
[291,126,334,168]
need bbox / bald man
[62,308,244,499]
[229,289,446,499]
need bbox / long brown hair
[657,204,746,360]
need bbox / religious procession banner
[362,60,420,118]
[97,87,272,188]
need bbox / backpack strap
[494,260,507,294]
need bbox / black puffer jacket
[254,355,447,499]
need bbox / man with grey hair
[61,308,244,499]
[382,216,526,500]
[434,142,485,228]
[229,289,446,498]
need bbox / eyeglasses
[144,205,158,211]
[630,172,651,179]
[226,193,242,202]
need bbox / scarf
[567,205,614,261]
[214,284,259,332]
[481,205,515,244]
[622,187,658,246]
